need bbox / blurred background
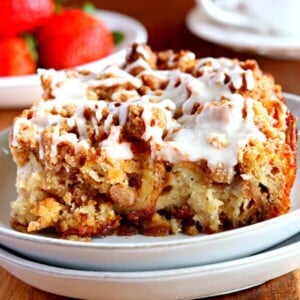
[65,0,300,94]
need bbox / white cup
[198,0,300,37]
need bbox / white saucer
[186,7,300,60]
[0,10,148,108]
[1,231,300,299]
[0,93,300,272]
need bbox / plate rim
[186,7,300,56]
[0,232,300,278]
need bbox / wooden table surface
[1,0,300,299]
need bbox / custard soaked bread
[10,44,297,238]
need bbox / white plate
[2,231,300,300]
[186,7,300,60]
[0,93,300,272]
[0,10,147,108]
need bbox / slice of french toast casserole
[9,44,297,239]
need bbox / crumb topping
[12,44,271,173]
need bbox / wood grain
[1,0,300,299]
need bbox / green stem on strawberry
[112,31,125,45]
[82,2,96,13]
[22,33,38,62]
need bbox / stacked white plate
[186,6,300,60]
[1,93,300,299]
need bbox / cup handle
[199,0,270,34]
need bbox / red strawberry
[0,0,55,37]
[0,36,37,76]
[36,9,114,70]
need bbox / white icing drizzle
[12,46,268,174]
[101,126,133,160]
[125,57,152,73]
[156,94,265,169]
[167,51,195,68]
[90,65,142,88]
[245,69,255,90]
[136,44,151,60]
[140,96,178,147]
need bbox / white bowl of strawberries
[0,1,147,108]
